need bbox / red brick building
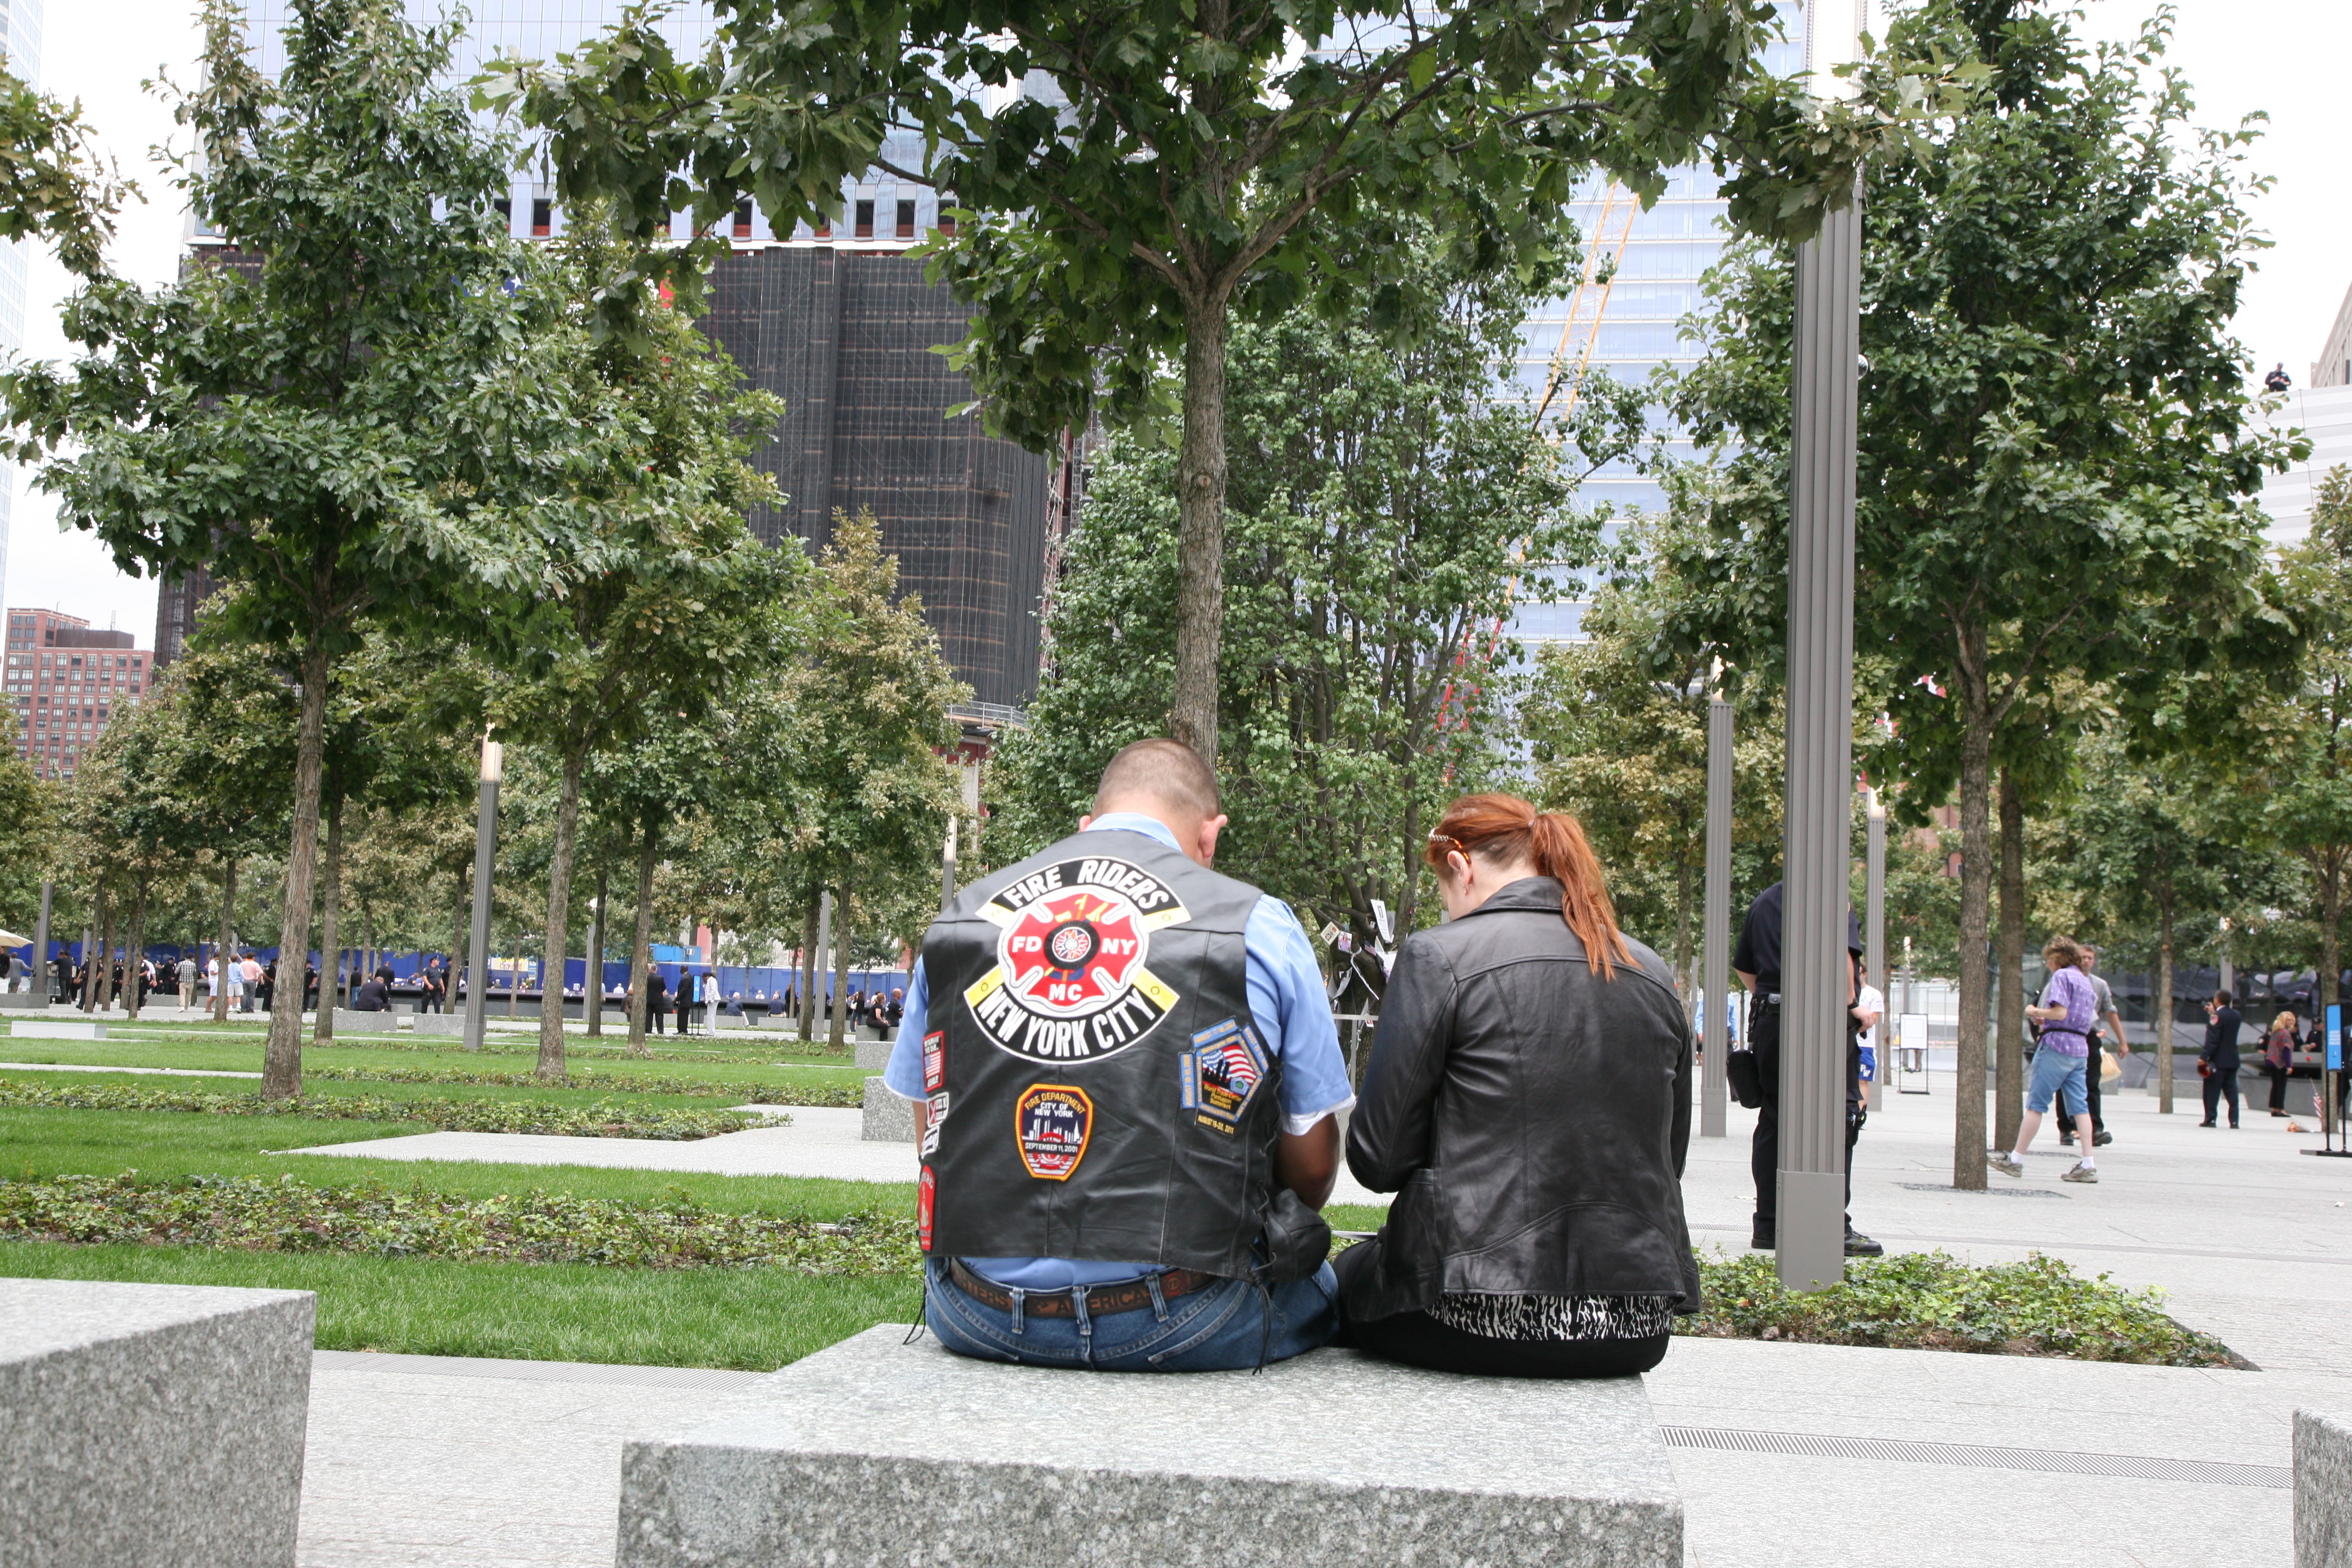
[4,609,151,781]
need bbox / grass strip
[1,1173,911,1270]
[0,1080,758,1139]
[1683,1248,2238,1368]
[297,1065,863,1105]
[0,1240,913,1369]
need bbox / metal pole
[1866,790,1886,1111]
[463,738,502,1052]
[1777,186,1862,1292]
[33,880,51,1002]
[1702,695,1732,1137]
[941,816,959,908]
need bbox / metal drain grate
[1898,1181,2068,1198]
[1660,1426,2287,1488]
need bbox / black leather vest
[918,827,1281,1278]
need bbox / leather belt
[946,1259,1219,1318]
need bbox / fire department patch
[1180,1017,1269,1136]
[920,1090,950,1157]
[923,1030,947,1094]
[917,1165,936,1252]
[963,856,1192,1063]
[1014,1083,1094,1180]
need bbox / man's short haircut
[1094,738,1222,821]
[2217,989,2234,1007]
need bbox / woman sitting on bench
[1335,792,1699,1378]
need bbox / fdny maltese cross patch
[962,855,1192,1063]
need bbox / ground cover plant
[0,1079,757,1139]
[1684,1248,2239,1368]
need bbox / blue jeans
[2027,1046,2089,1118]
[923,1257,1338,1371]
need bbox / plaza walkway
[280,1075,2352,1566]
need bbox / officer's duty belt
[948,1259,1219,1317]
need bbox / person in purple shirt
[1990,934,2102,1184]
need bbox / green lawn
[0,1105,916,1219]
[0,1240,915,1368]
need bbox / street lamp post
[1702,692,1733,1138]
[1777,0,1868,1292]
[33,880,51,1004]
[463,736,502,1053]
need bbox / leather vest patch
[962,853,1194,1063]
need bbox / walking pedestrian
[1991,935,2101,1182]
[2061,944,2128,1149]
[1732,880,1882,1255]
[674,969,695,1035]
[1853,960,1884,1099]
[2200,990,2244,1128]
[644,965,668,1034]
[226,953,246,1013]
[2262,1009,2297,1118]
[240,952,261,1012]
[176,953,197,1012]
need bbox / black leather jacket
[1343,876,1700,1321]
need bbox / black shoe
[2092,1129,2113,1146]
[2059,1133,2074,1146]
[2199,1121,2217,1128]
[1751,1223,1775,1250]
[1844,1228,1884,1258]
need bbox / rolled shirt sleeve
[881,960,932,1101]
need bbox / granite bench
[2299,1409,2352,1567]
[614,1324,1682,1567]
[0,1277,314,1567]
[8,1018,105,1040]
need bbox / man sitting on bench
[884,738,1353,1370]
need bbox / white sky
[9,0,2349,633]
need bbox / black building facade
[702,246,1050,709]
[158,247,1053,708]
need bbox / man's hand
[1276,1115,1341,1210]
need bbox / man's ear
[1078,814,1094,832]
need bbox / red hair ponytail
[1425,793,1632,979]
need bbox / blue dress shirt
[883,811,1354,1288]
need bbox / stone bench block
[0,1277,314,1567]
[328,1008,402,1035]
[853,1036,893,1072]
[860,1075,915,1143]
[0,991,50,1010]
[409,1013,466,1036]
[615,1324,1679,1567]
[8,1019,106,1040]
[2299,1409,2352,1567]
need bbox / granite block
[329,1008,402,1035]
[853,1035,893,1072]
[615,1325,1682,1567]
[860,1075,915,1143]
[0,1277,315,1567]
[8,1018,104,1040]
[410,1013,466,1036]
[2298,1409,2352,1567]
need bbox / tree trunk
[76,905,97,1012]
[123,885,147,1021]
[2156,898,2176,1115]
[2320,848,2342,1022]
[627,820,657,1055]
[1994,768,2026,1153]
[263,642,330,1100]
[829,903,850,1049]
[508,936,522,1017]
[94,902,115,1012]
[448,875,468,1023]
[312,796,344,1045]
[1169,290,1233,765]
[1951,654,1994,1189]
[213,862,237,1024]
[799,894,820,1041]
[1674,853,1696,1003]
[586,862,608,1038]
[536,747,584,1082]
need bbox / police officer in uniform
[885,739,1356,1370]
[1732,880,1882,1257]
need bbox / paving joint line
[1659,1425,2289,1488]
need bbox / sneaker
[2061,1161,2098,1184]
[2059,1132,2075,1146]
[1987,1151,2024,1178]
[2092,1130,2113,1146]
[1844,1228,1885,1257]
[1749,1222,1775,1250]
